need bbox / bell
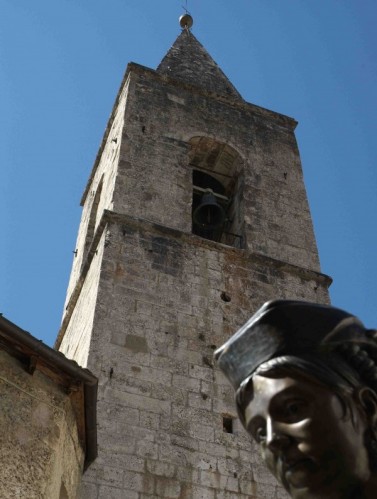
[193,191,226,230]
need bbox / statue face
[243,374,371,499]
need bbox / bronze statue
[215,300,377,498]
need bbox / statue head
[215,300,377,499]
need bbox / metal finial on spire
[179,13,193,29]
[180,1,193,30]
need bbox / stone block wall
[107,65,321,271]
[60,214,329,498]
[0,350,84,499]
[62,61,322,330]
[58,57,331,498]
[63,78,129,310]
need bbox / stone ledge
[57,209,332,350]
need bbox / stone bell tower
[57,17,331,499]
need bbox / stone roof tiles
[157,29,243,100]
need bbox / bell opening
[190,143,244,249]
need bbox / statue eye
[255,426,267,443]
[287,402,300,414]
[283,400,306,421]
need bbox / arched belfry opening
[189,137,244,248]
[83,175,104,262]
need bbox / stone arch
[83,174,104,260]
[188,136,245,248]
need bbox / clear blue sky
[1,1,376,346]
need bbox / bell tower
[57,18,331,498]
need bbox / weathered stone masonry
[57,30,331,498]
[0,316,97,499]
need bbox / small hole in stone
[202,356,213,368]
[209,344,217,350]
[198,333,205,341]
[223,416,234,434]
[221,292,231,302]
[233,472,238,478]
[201,392,208,400]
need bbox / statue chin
[244,374,376,499]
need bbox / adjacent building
[0,315,97,498]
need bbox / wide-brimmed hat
[214,300,367,390]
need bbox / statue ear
[357,387,377,425]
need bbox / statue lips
[281,456,318,488]
[281,456,317,475]
[284,458,315,473]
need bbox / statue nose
[266,419,291,454]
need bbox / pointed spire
[157,30,242,100]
